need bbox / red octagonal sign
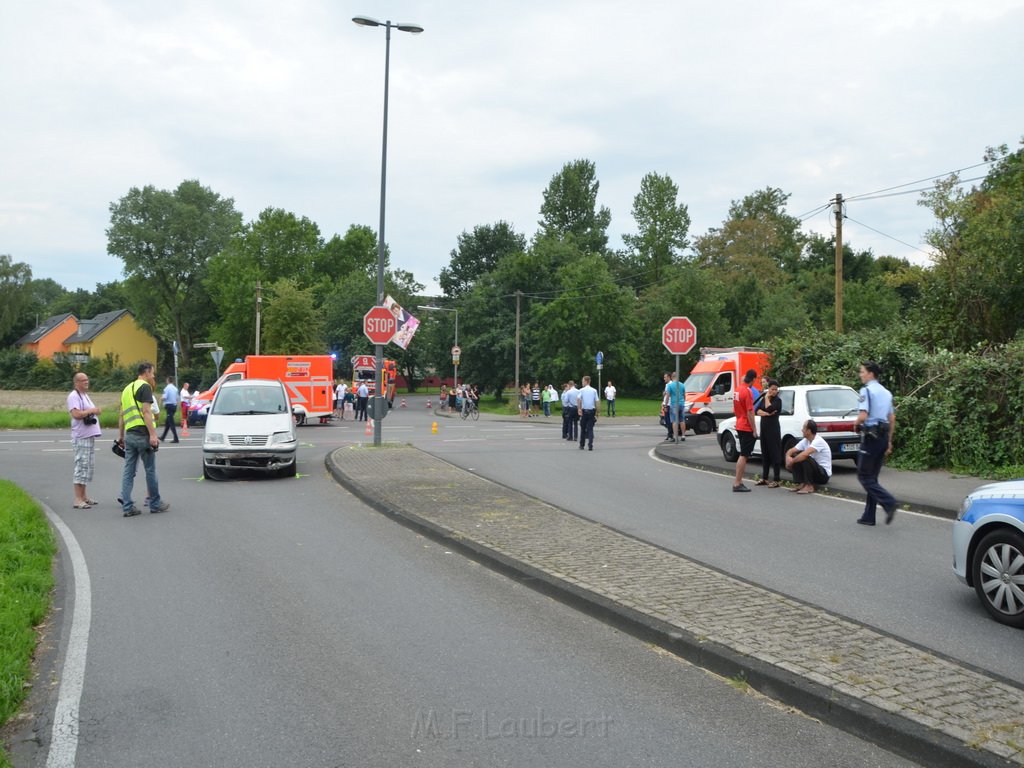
[363,306,397,345]
[662,316,697,355]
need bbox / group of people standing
[725,362,898,526]
[559,377,600,450]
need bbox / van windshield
[683,373,714,395]
[213,387,289,416]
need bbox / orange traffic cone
[181,412,189,438]
[400,397,407,408]
[364,418,373,437]
[426,398,431,409]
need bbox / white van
[202,379,298,479]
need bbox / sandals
[72,502,90,509]
[766,481,780,488]
[755,479,768,486]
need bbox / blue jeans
[543,401,551,417]
[121,431,161,513]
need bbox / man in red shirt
[732,369,759,492]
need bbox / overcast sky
[2,0,1022,296]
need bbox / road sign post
[662,317,697,434]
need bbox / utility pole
[514,290,523,397]
[255,280,262,355]
[833,193,844,334]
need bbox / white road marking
[43,505,92,768]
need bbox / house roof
[16,313,77,346]
[63,310,133,343]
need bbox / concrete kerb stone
[325,444,1023,768]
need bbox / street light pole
[353,15,423,446]
[417,305,458,392]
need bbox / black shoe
[123,507,142,517]
[579,444,584,450]
[884,506,897,524]
[732,484,751,493]
[172,439,180,444]
[588,446,593,451]
[857,518,875,526]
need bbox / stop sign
[363,306,397,345]
[662,316,697,355]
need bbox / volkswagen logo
[244,435,253,445]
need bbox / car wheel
[720,431,738,462]
[781,436,797,456]
[294,411,306,426]
[694,414,715,435]
[971,528,1024,628]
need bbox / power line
[847,175,988,202]
[844,161,994,202]
[842,215,934,258]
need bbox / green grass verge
[476,396,662,418]
[0,480,55,762]
[0,408,121,431]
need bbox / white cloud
[1,0,1021,294]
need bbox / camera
[83,414,98,425]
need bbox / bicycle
[460,398,480,421]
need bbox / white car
[202,378,298,479]
[717,385,861,463]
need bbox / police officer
[855,361,898,526]
[563,380,580,442]
[577,375,599,450]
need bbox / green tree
[107,180,242,366]
[439,221,526,299]
[0,255,33,344]
[260,278,324,354]
[917,141,1024,347]
[206,208,324,358]
[538,159,611,255]
[622,172,691,284]
[316,224,382,287]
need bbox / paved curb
[326,444,1021,768]
[650,444,961,520]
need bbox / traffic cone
[181,412,189,438]
[426,398,431,409]
[364,418,373,437]
[431,421,438,434]
[400,397,407,408]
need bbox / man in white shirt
[785,419,833,494]
[577,375,600,451]
[604,381,616,417]
[159,377,179,443]
[356,382,369,421]
[335,380,347,419]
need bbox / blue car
[953,479,1024,628]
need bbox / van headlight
[272,431,296,446]
[204,432,225,446]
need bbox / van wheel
[720,431,739,462]
[695,414,715,435]
[781,436,797,456]
[294,412,306,426]
[278,462,297,479]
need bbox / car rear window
[806,388,858,418]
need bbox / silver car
[202,379,298,479]
[717,385,861,463]
[953,479,1024,628]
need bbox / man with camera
[67,372,102,509]
[854,361,897,526]
[117,362,170,517]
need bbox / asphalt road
[2,425,914,767]
[403,402,1023,685]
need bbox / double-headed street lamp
[353,15,423,446]
[417,305,458,392]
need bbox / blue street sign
[596,351,604,366]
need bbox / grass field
[0,481,56,767]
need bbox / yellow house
[62,310,158,368]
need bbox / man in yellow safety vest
[117,361,170,517]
